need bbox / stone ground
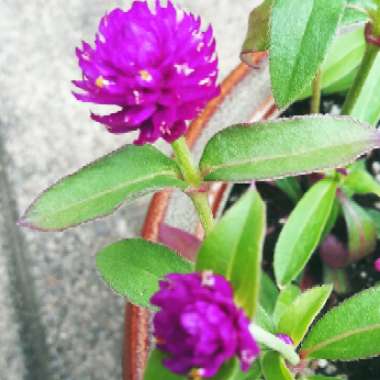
[0,1,259,379]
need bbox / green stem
[171,137,202,187]
[249,323,300,366]
[189,192,214,235]
[171,137,214,235]
[310,70,322,114]
[341,43,380,116]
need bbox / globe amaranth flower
[73,0,220,145]
[150,272,260,377]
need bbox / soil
[224,95,380,380]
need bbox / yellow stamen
[188,369,203,380]
[139,69,153,82]
[95,76,104,88]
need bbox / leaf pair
[21,115,380,232]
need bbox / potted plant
[20,1,380,379]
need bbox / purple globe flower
[150,272,260,377]
[73,0,220,145]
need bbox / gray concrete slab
[0,1,260,378]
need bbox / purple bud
[150,272,260,377]
[276,333,293,346]
[73,1,220,145]
[320,235,349,269]
[374,258,380,272]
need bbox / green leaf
[323,68,359,95]
[340,196,377,261]
[321,199,341,241]
[230,190,266,318]
[144,349,184,380]
[306,376,343,380]
[343,160,380,196]
[196,189,266,318]
[342,0,371,25]
[343,45,380,125]
[241,0,272,65]
[96,239,192,308]
[200,115,379,182]
[273,284,301,323]
[211,360,239,380]
[261,352,294,380]
[20,145,186,231]
[276,177,303,203]
[256,304,276,333]
[301,286,380,360]
[274,179,337,287]
[299,27,366,99]
[212,360,261,380]
[277,285,333,345]
[270,0,345,107]
[367,208,380,237]
[260,273,279,314]
[234,361,261,380]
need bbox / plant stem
[171,137,202,187]
[189,192,214,235]
[249,323,300,366]
[171,137,214,235]
[310,69,322,114]
[341,43,380,116]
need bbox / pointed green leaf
[270,0,345,107]
[321,199,341,241]
[196,189,266,318]
[230,190,266,318]
[367,208,380,237]
[340,196,377,261]
[144,349,184,380]
[96,239,192,308]
[241,0,273,65]
[342,0,371,25]
[200,116,379,182]
[273,284,301,323]
[276,177,303,203]
[301,286,380,360]
[260,273,279,314]
[343,160,380,197]
[233,361,261,380]
[212,360,262,380]
[278,285,333,345]
[261,352,294,380]
[274,179,337,287]
[20,145,186,231]
[299,27,365,99]
[256,304,276,333]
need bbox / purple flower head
[150,272,260,377]
[374,258,380,272]
[73,0,220,145]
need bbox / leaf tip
[17,216,40,231]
